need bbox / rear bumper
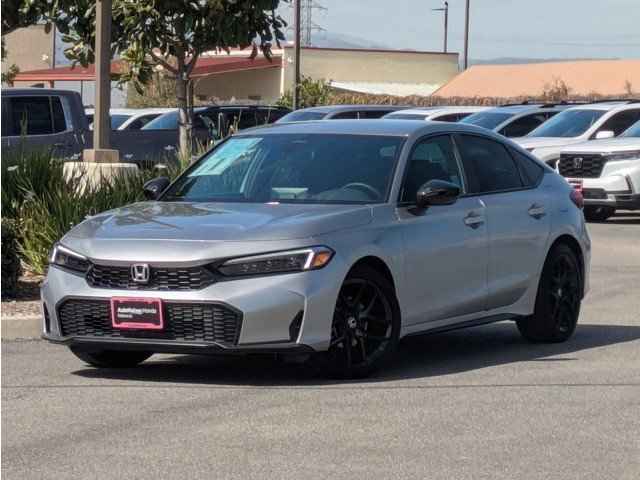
[583,192,640,210]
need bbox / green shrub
[2,150,186,275]
[1,219,22,299]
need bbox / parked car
[2,88,205,164]
[42,120,590,378]
[460,102,580,138]
[276,105,410,122]
[515,100,640,167]
[2,88,89,158]
[557,120,640,221]
[86,108,174,131]
[142,105,290,136]
[382,106,489,122]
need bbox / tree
[277,75,332,109]
[3,0,287,157]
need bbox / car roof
[387,106,489,115]
[1,87,80,97]
[568,101,640,112]
[297,104,410,114]
[235,119,492,137]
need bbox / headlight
[606,151,640,161]
[218,246,334,277]
[49,243,91,273]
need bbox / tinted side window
[126,114,160,130]
[434,113,463,122]
[509,148,544,187]
[596,109,640,137]
[500,113,547,138]
[51,97,67,132]
[331,111,359,119]
[359,110,392,119]
[456,134,523,193]
[401,135,462,203]
[10,96,54,135]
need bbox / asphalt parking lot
[2,214,639,480]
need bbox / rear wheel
[517,244,581,343]
[321,265,400,379]
[70,348,153,368]
[584,205,615,222]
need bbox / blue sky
[279,0,640,59]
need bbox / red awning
[13,55,281,82]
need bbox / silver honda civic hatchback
[42,120,591,378]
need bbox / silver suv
[42,120,591,378]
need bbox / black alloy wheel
[324,265,400,378]
[517,243,582,343]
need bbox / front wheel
[517,243,582,343]
[321,265,401,379]
[584,205,615,222]
[70,348,153,368]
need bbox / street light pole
[432,1,449,53]
[292,0,302,110]
[463,0,470,69]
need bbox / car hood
[65,202,373,244]
[514,137,589,150]
[561,137,640,154]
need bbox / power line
[288,0,326,46]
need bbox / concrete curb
[1,316,42,340]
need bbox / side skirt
[402,313,525,339]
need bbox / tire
[320,265,401,379]
[517,243,582,343]
[70,348,153,368]
[584,206,615,222]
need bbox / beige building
[12,45,460,105]
[2,25,55,81]
[281,46,459,98]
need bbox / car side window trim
[396,133,467,206]
[451,132,536,197]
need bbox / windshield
[621,120,640,137]
[142,111,180,130]
[277,110,328,122]
[460,111,514,130]
[110,114,131,129]
[163,134,404,204]
[528,109,605,138]
[383,113,429,120]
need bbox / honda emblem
[131,263,150,283]
[572,157,583,169]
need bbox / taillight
[570,189,584,209]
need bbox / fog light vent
[289,311,304,342]
[43,303,51,333]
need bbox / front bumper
[41,260,344,354]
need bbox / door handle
[464,211,485,229]
[528,203,546,219]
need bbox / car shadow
[73,322,640,386]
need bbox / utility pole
[84,0,119,163]
[432,1,449,53]
[463,0,470,69]
[292,0,301,110]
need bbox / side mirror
[595,130,615,140]
[143,177,170,200]
[416,179,461,209]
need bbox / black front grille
[87,264,216,291]
[57,299,242,345]
[559,154,608,178]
